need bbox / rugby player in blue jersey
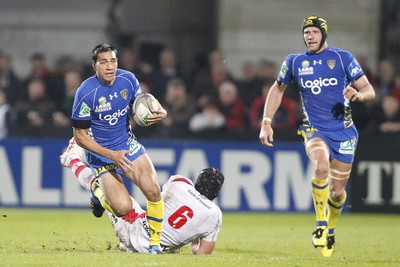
[71,43,167,254]
[259,16,375,257]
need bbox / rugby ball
[131,93,159,127]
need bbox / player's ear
[91,61,97,72]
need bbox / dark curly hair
[91,43,118,62]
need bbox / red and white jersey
[111,175,222,253]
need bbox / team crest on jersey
[120,89,128,100]
[327,60,336,69]
[78,102,91,117]
[95,96,112,112]
[339,138,356,154]
[298,60,314,75]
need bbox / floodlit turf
[0,209,399,267]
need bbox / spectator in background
[14,78,57,136]
[356,54,376,85]
[0,88,16,139]
[0,51,23,105]
[159,78,196,138]
[378,95,400,134]
[189,95,225,137]
[118,46,145,82]
[238,61,264,107]
[48,55,80,111]
[257,59,278,84]
[375,59,395,103]
[248,81,297,133]
[192,49,235,99]
[217,81,247,137]
[366,95,400,136]
[193,62,232,99]
[391,73,400,103]
[27,52,50,80]
[52,69,83,128]
[149,48,184,99]
[24,52,65,109]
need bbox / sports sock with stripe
[146,198,164,247]
[311,176,329,227]
[327,191,347,235]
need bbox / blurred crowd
[0,45,399,141]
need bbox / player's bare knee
[113,204,132,217]
[111,198,133,216]
[314,161,329,178]
[145,185,161,202]
[330,187,345,202]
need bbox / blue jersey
[71,69,142,149]
[278,46,364,131]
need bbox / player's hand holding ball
[131,93,167,127]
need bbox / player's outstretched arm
[190,238,215,255]
[259,81,287,147]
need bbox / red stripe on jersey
[173,177,193,185]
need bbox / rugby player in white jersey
[259,16,375,257]
[60,138,223,254]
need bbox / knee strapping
[329,168,350,180]
[306,141,328,156]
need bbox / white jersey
[110,175,222,253]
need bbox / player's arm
[73,124,132,172]
[343,75,376,103]
[259,81,288,147]
[190,238,215,255]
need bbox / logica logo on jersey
[99,105,129,125]
[300,77,338,95]
[298,60,314,76]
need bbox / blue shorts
[86,136,146,178]
[297,124,358,164]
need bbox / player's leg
[321,159,351,257]
[60,137,114,217]
[60,137,94,191]
[100,172,133,216]
[305,137,330,247]
[125,153,164,254]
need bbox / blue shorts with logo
[86,136,146,178]
[297,124,358,164]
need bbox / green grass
[0,209,399,267]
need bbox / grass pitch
[0,209,399,267]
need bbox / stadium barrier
[0,137,398,213]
